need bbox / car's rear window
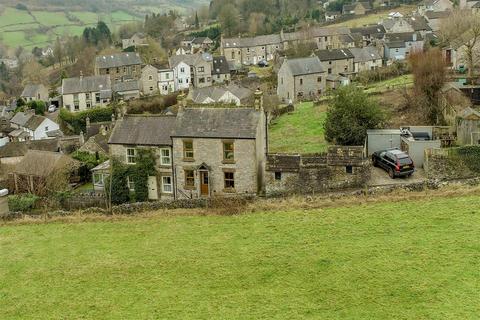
[398,157,412,165]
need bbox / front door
[200,171,209,196]
[148,176,158,200]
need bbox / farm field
[332,5,416,28]
[269,101,328,154]
[0,7,139,49]
[1,194,480,319]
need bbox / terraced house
[94,52,143,83]
[61,74,111,112]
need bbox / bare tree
[440,9,480,78]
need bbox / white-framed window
[162,176,173,193]
[126,148,136,164]
[180,67,185,73]
[127,176,135,191]
[160,148,171,165]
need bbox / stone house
[383,32,424,63]
[21,84,49,102]
[342,2,372,15]
[169,53,213,89]
[94,52,143,83]
[113,80,140,101]
[158,68,175,95]
[9,111,60,141]
[122,33,147,50]
[277,56,326,103]
[382,15,415,33]
[212,56,231,84]
[191,37,214,52]
[417,0,453,14]
[172,107,267,199]
[108,115,177,200]
[265,146,370,195]
[316,48,355,76]
[221,34,282,65]
[350,25,387,46]
[348,47,383,73]
[78,116,115,156]
[424,10,450,32]
[62,74,111,112]
[141,64,159,95]
[0,139,60,165]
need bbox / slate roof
[385,32,423,43]
[192,37,213,45]
[348,47,382,62]
[169,52,213,68]
[62,75,111,95]
[459,107,480,119]
[283,56,324,76]
[113,80,140,93]
[108,115,176,146]
[316,48,354,61]
[408,16,432,31]
[173,108,261,139]
[0,139,59,158]
[95,52,142,69]
[13,150,78,177]
[21,84,45,98]
[24,114,47,130]
[92,160,110,172]
[10,111,33,127]
[387,40,406,48]
[212,56,230,75]
[425,10,450,19]
[222,34,281,48]
[350,25,386,37]
[190,85,251,104]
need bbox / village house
[78,116,115,157]
[112,80,140,101]
[122,33,148,50]
[188,85,252,106]
[325,11,341,21]
[169,53,213,89]
[221,34,282,66]
[94,52,143,83]
[158,68,175,95]
[191,37,214,52]
[316,48,355,76]
[212,56,231,84]
[9,111,60,141]
[348,47,383,73]
[424,10,450,31]
[383,32,424,63]
[351,25,387,46]
[277,56,326,103]
[417,0,453,14]
[342,1,372,15]
[62,74,111,112]
[20,84,49,102]
[0,139,60,166]
[382,13,414,33]
[108,115,177,200]
[140,65,159,95]
[172,106,267,199]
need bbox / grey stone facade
[265,146,370,195]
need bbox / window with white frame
[126,148,136,164]
[162,176,173,193]
[160,148,171,165]
[127,176,135,191]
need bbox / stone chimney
[254,88,264,111]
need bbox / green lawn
[70,11,100,24]
[269,102,328,154]
[0,7,35,27]
[332,5,416,28]
[32,11,71,26]
[1,195,480,319]
[364,74,414,94]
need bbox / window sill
[222,160,235,164]
[223,188,236,193]
[184,185,196,190]
[183,158,195,162]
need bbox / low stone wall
[61,193,107,210]
[265,146,370,196]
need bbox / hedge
[59,106,114,134]
[8,194,40,212]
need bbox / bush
[356,62,410,86]
[59,106,114,134]
[8,194,40,212]
[453,146,480,173]
[27,100,46,115]
[127,94,178,114]
[324,85,385,145]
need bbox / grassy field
[332,5,416,28]
[0,7,138,48]
[1,194,480,319]
[269,102,328,154]
[364,74,413,94]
